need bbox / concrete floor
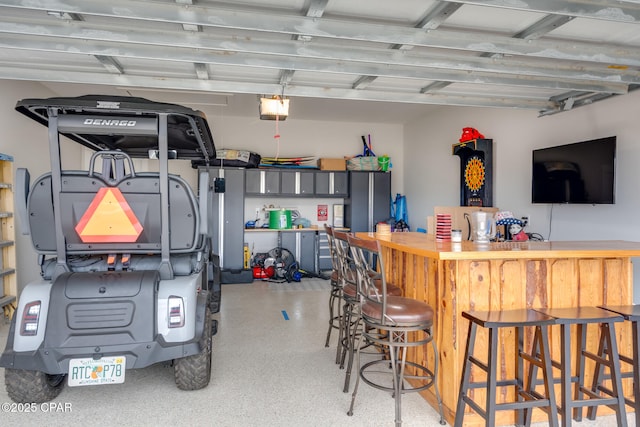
[0,278,632,426]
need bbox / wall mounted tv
[532,136,616,204]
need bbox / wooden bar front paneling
[357,232,640,426]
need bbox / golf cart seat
[20,150,208,281]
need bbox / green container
[378,155,390,172]
[269,209,292,229]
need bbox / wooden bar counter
[356,232,640,426]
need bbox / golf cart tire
[174,307,212,390]
[210,284,221,314]
[5,368,66,403]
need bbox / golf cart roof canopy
[15,95,216,161]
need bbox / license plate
[68,356,126,387]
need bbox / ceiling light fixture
[259,95,289,121]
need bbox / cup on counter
[451,229,463,242]
[376,222,392,239]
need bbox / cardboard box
[318,158,346,170]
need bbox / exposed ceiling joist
[279,69,295,86]
[2,0,638,67]
[1,20,635,89]
[280,0,328,86]
[390,1,463,50]
[355,1,462,91]
[194,63,209,80]
[94,55,124,75]
[445,0,640,23]
[0,0,637,117]
[512,14,574,40]
[0,65,555,110]
[297,0,328,43]
[0,33,628,94]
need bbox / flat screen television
[532,136,616,204]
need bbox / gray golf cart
[0,95,220,402]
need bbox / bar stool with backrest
[594,304,640,426]
[334,230,401,393]
[332,229,357,371]
[533,306,627,427]
[323,225,344,360]
[345,234,445,426]
[454,309,559,427]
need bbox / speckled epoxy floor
[0,278,631,426]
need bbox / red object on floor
[253,266,275,279]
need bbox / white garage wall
[403,89,640,301]
[197,109,405,196]
[0,81,84,289]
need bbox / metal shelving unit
[0,153,16,320]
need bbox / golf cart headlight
[20,301,41,336]
[168,296,185,328]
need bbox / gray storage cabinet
[344,171,391,232]
[206,167,246,271]
[280,170,315,196]
[245,169,280,195]
[315,171,348,197]
[281,231,316,273]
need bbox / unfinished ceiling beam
[1,0,637,114]
[444,0,640,24]
[352,76,377,90]
[281,0,328,86]
[0,65,555,110]
[356,1,462,91]
[512,14,574,40]
[420,81,453,94]
[194,62,209,80]
[278,69,295,86]
[176,0,200,31]
[4,0,639,67]
[95,55,124,74]
[2,34,629,94]
[297,0,328,42]
[6,19,633,86]
[391,1,462,50]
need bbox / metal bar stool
[346,234,444,426]
[323,225,343,358]
[335,230,399,393]
[534,306,627,427]
[594,304,640,426]
[454,309,559,427]
[332,230,357,372]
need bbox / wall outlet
[521,215,530,228]
[255,207,260,220]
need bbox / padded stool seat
[361,296,434,325]
[596,304,640,426]
[534,306,627,427]
[455,308,559,427]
